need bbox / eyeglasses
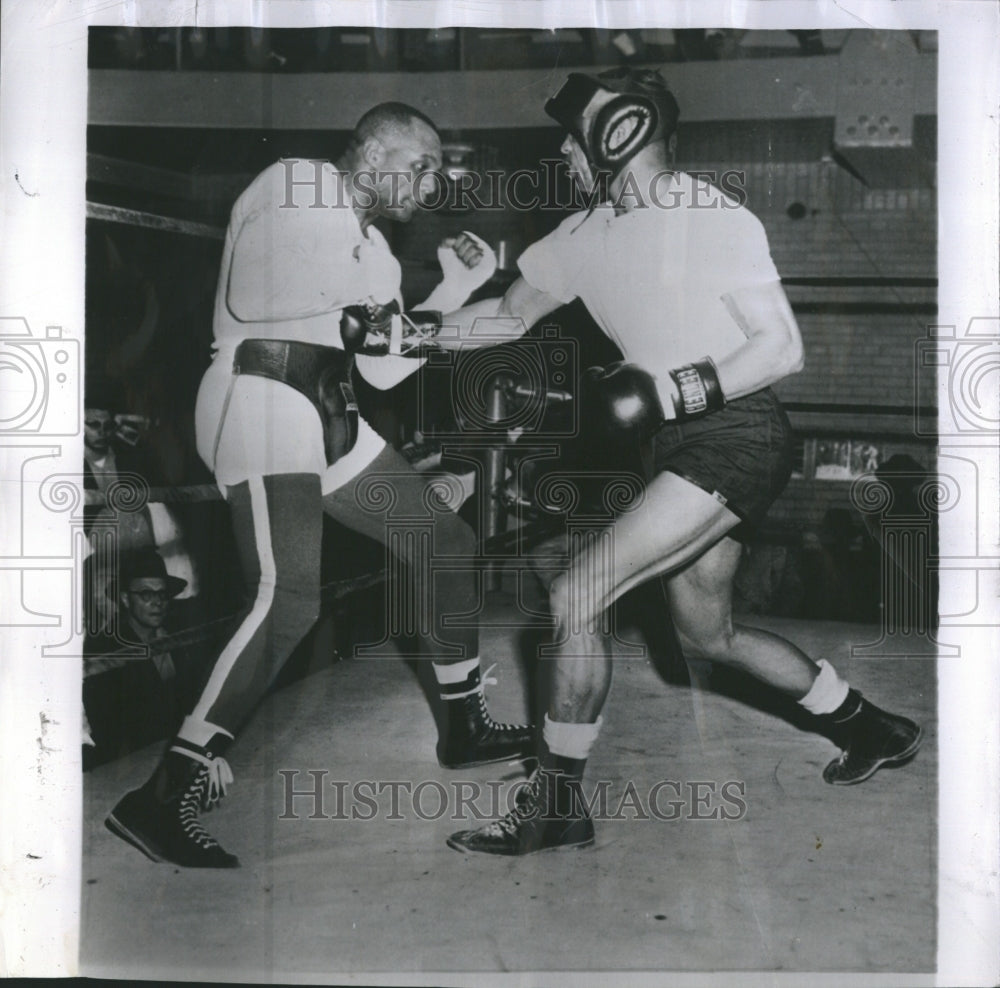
[85,419,116,433]
[128,589,169,604]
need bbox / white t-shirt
[517,171,781,410]
[213,158,423,391]
[200,159,423,489]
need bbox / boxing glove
[583,361,666,438]
[339,300,400,353]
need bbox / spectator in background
[83,378,159,638]
[83,378,151,534]
[83,377,200,626]
[84,549,210,770]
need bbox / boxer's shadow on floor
[617,578,817,736]
[690,663,818,735]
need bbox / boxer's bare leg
[666,536,819,695]
[449,475,922,856]
[546,472,739,723]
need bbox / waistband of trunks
[234,339,354,396]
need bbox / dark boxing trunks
[234,339,359,466]
[651,387,794,527]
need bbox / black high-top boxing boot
[447,751,595,855]
[817,689,923,785]
[105,732,239,868]
[436,664,533,769]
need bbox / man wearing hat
[442,67,923,855]
[84,549,208,768]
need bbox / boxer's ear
[360,135,385,168]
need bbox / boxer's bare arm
[713,280,805,398]
[435,276,564,350]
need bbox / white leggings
[194,345,385,493]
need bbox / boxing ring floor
[81,586,935,981]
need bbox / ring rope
[85,484,223,507]
[86,568,388,660]
[87,201,226,240]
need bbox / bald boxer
[106,102,532,868]
[443,68,922,855]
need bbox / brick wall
[737,161,936,533]
[688,157,936,417]
[773,312,932,408]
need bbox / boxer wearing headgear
[440,70,922,855]
[544,67,680,187]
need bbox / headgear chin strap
[545,67,680,185]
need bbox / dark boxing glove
[340,302,443,356]
[583,361,666,438]
[339,300,400,353]
[667,357,726,420]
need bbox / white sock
[798,659,850,715]
[432,657,480,686]
[543,714,603,761]
[175,715,234,748]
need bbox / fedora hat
[108,547,187,600]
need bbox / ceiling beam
[89,53,936,130]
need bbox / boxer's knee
[549,573,573,628]
[678,623,736,662]
[549,570,605,632]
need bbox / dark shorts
[651,388,795,528]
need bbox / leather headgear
[544,67,679,183]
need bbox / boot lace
[176,757,233,850]
[475,664,524,734]
[178,768,224,849]
[482,770,543,840]
[201,756,234,811]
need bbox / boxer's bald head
[352,102,439,151]
[342,102,443,225]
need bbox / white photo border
[0,2,996,984]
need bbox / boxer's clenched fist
[442,232,485,268]
[437,231,497,288]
